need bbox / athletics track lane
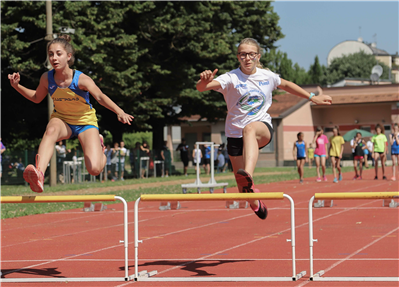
[1,168,398,286]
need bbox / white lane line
[3,258,398,263]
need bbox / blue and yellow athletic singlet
[295,141,306,158]
[48,70,98,127]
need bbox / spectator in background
[351,132,366,180]
[372,124,388,180]
[13,157,25,181]
[110,142,119,181]
[104,144,112,181]
[140,141,150,178]
[216,149,225,173]
[307,143,314,169]
[389,123,399,181]
[220,143,230,173]
[161,141,172,177]
[192,144,203,174]
[130,142,141,178]
[363,137,371,169]
[0,138,5,178]
[366,138,374,167]
[55,140,70,183]
[293,132,307,183]
[176,138,189,176]
[329,127,344,183]
[203,144,211,175]
[313,127,329,182]
[119,141,127,181]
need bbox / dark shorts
[181,156,189,167]
[203,158,210,165]
[227,122,274,157]
[297,157,306,160]
[392,152,399,156]
[374,152,384,156]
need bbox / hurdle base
[134,276,298,282]
[383,199,399,208]
[311,277,399,282]
[310,270,398,281]
[132,269,305,282]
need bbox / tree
[321,51,390,86]
[309,55,323,85]
[1,1,285,150]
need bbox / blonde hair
[48,34,75,66]
[237,38,264,69]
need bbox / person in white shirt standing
[196,38,332,220]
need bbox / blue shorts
[67,124,98,139]
[364,149,369,155]
[314,154,326,158]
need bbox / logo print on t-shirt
[236,89,265,116]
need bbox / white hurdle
[309,191,399,282]
[132,193,306,282]
[181,142,228,193]
[0,195,129,283]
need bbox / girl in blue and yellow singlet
[293,132,307,183]
[8,35,134,193]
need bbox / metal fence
[0,149,174,186]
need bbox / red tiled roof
[322,84,399,105]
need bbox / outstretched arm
[278,79,332,105]
[196,69,222,92]
[8,72,49,104]
[79,74,134,125]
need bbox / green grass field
[1,166,354,219]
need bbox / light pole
[46,0,57,187]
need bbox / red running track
[1,168,398,287]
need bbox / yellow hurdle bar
[0,195,117,204]
[314,192,399,200]
[140,192,284,202]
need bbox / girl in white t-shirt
[196,38,332,220]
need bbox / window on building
[360,126,371,132]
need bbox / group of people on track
[293,124,398,183]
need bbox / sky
[271,1,399,70]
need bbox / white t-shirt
[193,148,202,163]
[215,67,281,138]
[366,140,373,152]
[56,145,67,158]
[120,147,127,163]
[217,153,225,167]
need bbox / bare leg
[336,158,341,175]
[374,153,380,178]
[37,118,72,173]
[354,159,359,178]
[242,122,271,175]
[296,159,301,179]
[299,159,305,180]
[315,157,321,178]
[381,154,386,177]
[78,128,106,176]
[331,157,337,179]
[321,157,326,177]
